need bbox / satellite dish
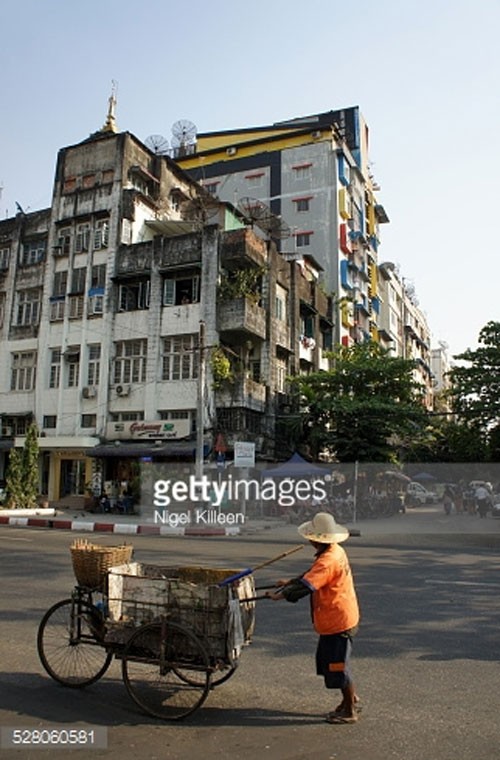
[171,119,197,154]
[237,197,270,224]
[237,197,291,240]
[144,134,170,155]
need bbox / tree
[4,422,40,508]
[448,321,500,436]
[291,341,429,462]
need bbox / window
[275,284,288,322]
[68,294,84,319]
[50,300,65,321]
[49,349,61,389]
[53,271,68,297]
[292,163,312,180]
[0,247,10,270]
[118,280,150,311]
[81,414,97,428]
[43,415,57,429]
[113,339,147,384]
[162,334,198,380]
[245,172,264,188]
[3,415,31,436]
[296,232,313,247]
[88,294,104,315]
[91,264,106,289]
[16,288,41,326]
[276,358,288,392]
[11,351,37,391]
[163,274,200,306]
[293,197,311,212]
[203,182,219,195]
[87,344,101,386]
[65,347,80,388]
[56,227,71,256]
[109,411,145,422]
[20,240,46,266]
[75,223,90,253]
[71,267,86,294]
[94,219,109,249]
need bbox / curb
[0,514,239,537]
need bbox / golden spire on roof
[101,80,118,133]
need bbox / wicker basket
[70,540,134,589]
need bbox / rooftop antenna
[101,80,118,133]
[171,119,197,157]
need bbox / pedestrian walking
[475,485,491,518]
[267,512,360,724]
[443,485,455,515]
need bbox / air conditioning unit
[1,426,13,437]
[226,146,237,156]
[116,384,131,397]
[82,386,97,399]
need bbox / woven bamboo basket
[70,540,134,589]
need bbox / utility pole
[195,321,206,480]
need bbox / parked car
[405,481,439,505]
[468,480,493,493]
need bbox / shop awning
[87,441,210,459]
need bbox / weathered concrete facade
[0,123,333,503]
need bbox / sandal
[326,713,358,724]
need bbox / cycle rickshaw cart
[37,541,257,721]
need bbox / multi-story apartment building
[0,108,333,505]
[175,107,390,349]
[378,261,433,406]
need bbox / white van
[406,481,439,505]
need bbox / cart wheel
[174,662,238,688]
[37,598,112,688]
[121,620,211,720]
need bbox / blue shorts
[315,631,354,689]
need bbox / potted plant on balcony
[211,347,233,389]
[218,267,264,305]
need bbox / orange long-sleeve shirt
[301,544,359,635]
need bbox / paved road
[1,508,500,759]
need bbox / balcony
[215,376,266,411]
[221,228,268,270]
[299,335,316,363]
[217,296,266,340]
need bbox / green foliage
[448,321,500,435]
[291,341,428,462]
[5,423,40,508]
[211,347,233,388]
[409,418,487,463]
[218,267,264,304]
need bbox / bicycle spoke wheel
[174,662,237,688]
[122,621,210,720]
[37,598,112,687]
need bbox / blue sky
[2,0,499,358]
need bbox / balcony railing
[217,296,266,339]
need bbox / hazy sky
[2,0,499,358]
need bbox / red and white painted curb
[0,514,240,537]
